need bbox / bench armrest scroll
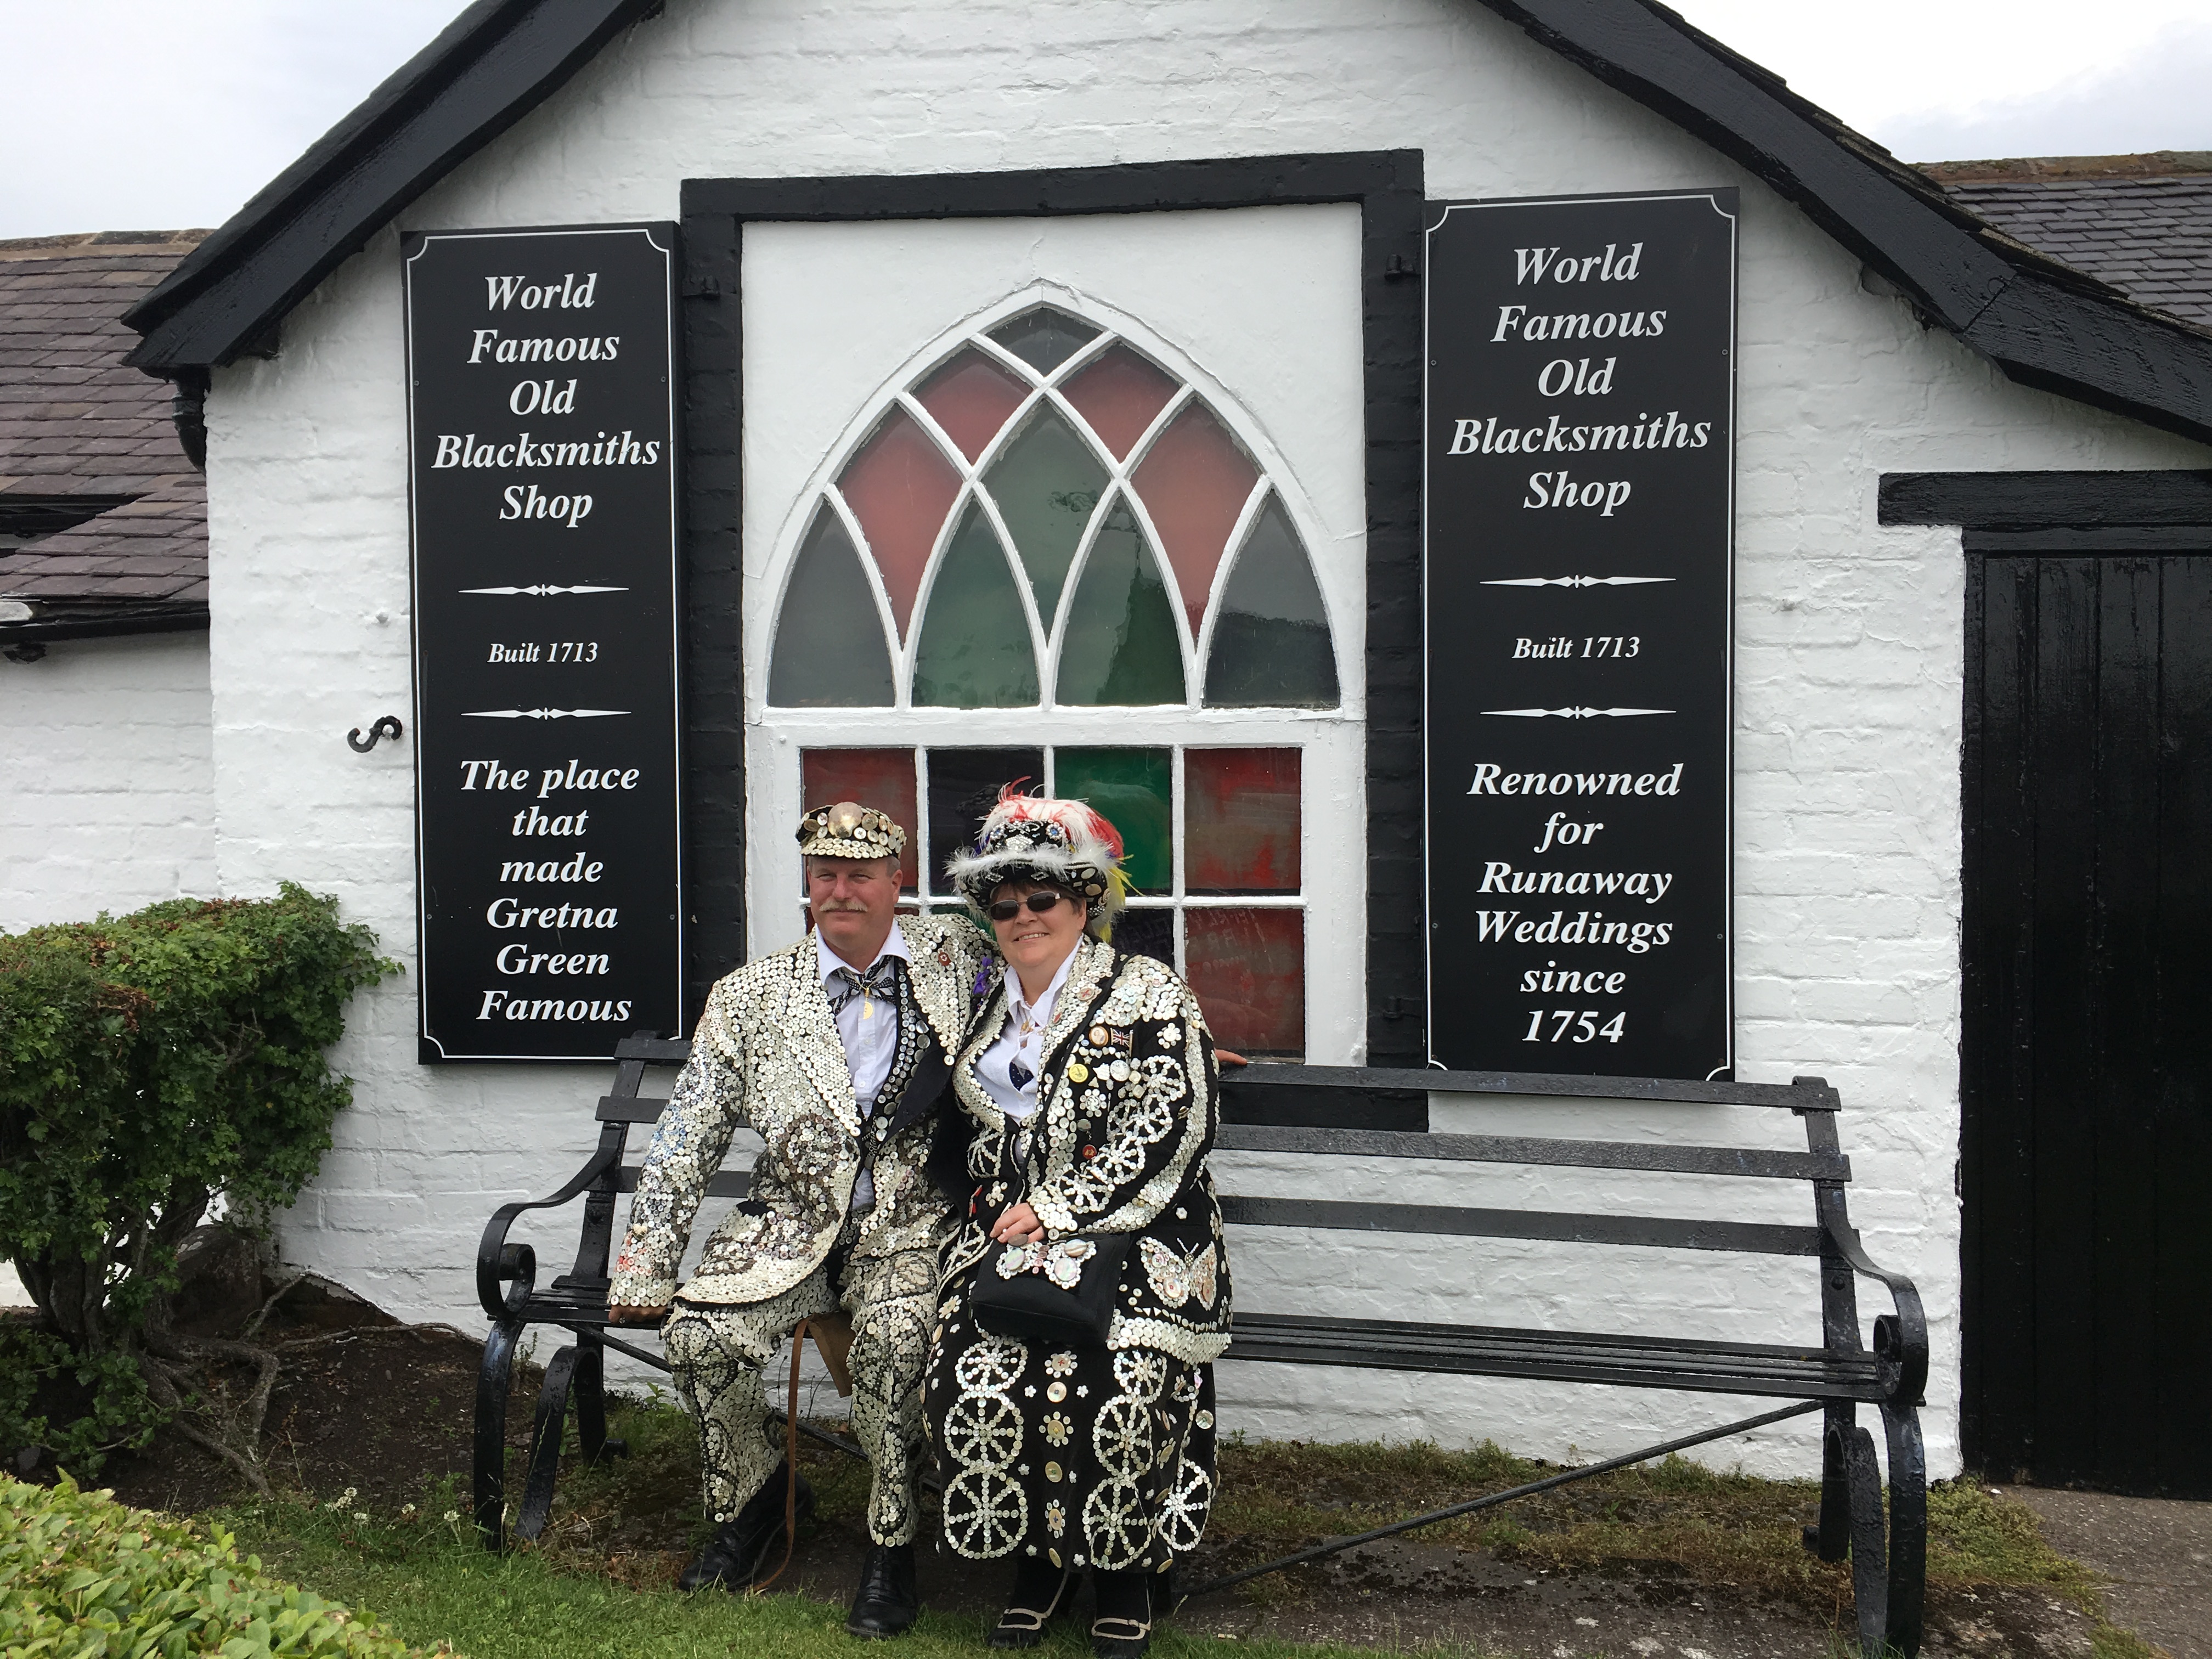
[1820,1201,1929,1404]
[476,1142,622,1319]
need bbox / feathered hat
[945,785,1132,936]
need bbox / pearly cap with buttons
[795,800,908,861]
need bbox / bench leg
[1881,1403,1927,1658]
[473,1318,523,1551]
[1842,1418,1890,1657]
[516,1343,581,1543]
[574,1331,627,1464]
[1804,1404,1853,1562]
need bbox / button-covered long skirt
[924,1292,1218,1573]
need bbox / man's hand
[605,1303,669,1327]
[989,1202,1045,1245]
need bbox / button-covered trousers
[662,1245,938,1546]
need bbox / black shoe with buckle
[1090,1566,1153,1659]
[989,1555,1073,1649]
[846,1541,920,1638]
[678,1462,816,1592]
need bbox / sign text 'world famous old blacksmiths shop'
[404,225,683,1061]
[1425,191,1736,1080]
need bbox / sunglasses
[986,891,1070,922]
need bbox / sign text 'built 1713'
[404,224,683,1062]
[1424,190,1736,1080]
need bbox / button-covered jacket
[611,915,988,1308]
[939,934,1231,1364]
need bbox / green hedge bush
[0,1471,432,1657]
[0,884,397,1473]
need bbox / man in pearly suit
[608,801,987,1635]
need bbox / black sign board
[1424,190,1736,1080]
[403,224,683,1061]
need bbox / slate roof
[1925,154,2212,331]
[0,230,211,640]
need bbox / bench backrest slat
[1216,1123,1848,1181]
[1227,1063,1841,1113]
[597,1094,669,1124]
[614,1035,692,1065]
[1216,1195,1825,1257]
[612,1166,751,1199]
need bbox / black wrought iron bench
[1205,1065,1927,1659]
[477,1042,1925,1658]
[474,1034,710,1550]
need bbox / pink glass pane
[1131,403,1259,639]
[802,748,919,890]
[915,349,1030,462]
[836,409,961,641]
[1186,749,1301,893]
[1062,345,1178,461]
[1186,908,1305,1057]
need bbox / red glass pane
[1062,345,1178,461]
[836,409,961,641]
[1131,403,1259,639]
[1186,908,1304,1057]
[915,349,1030,463]
[802,748,918,889]
[1186,749,1300,893]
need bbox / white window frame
[743,276,1368,1065]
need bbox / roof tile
[0,232,207,603]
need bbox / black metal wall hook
[348,715,404,752]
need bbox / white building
[29,1,2212,1498]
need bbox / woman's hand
[990,1201,1045,1245]
[606,1302,669,1327]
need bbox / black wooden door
[1963,549,2212,1496]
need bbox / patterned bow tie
[827,956,903,1016]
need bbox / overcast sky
[3,0,2208,241]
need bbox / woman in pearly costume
[923,791,1230,1659]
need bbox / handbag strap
[750,1317,808,1595]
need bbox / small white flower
[443,1510,460,1523]
[353,1512,370,1524]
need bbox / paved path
[2003,1486,2211,1659]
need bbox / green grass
[214,1482,1515,1659]
[195,1394,2162,1659]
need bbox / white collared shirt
[817,923,911,1210]
[975,947,1076,1123]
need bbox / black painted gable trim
[1474,0,2212,444]
[676,153,1431,1064]
[1880,470,2212,529]
[122,0,662,371]
[118,0,2212,443]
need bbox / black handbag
[969,1232,1135,1345]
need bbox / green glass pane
[1056,747,1172,892]
[980,406,1108,625]
[768,507,894,706]
[987,307,1101,375]
[912,502,1040,708]
[1203,493,1340,708]
[1055,496,1187,707]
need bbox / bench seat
[1228,1311,1887,1398]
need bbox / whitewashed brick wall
[1,631,217,932]
[197,0,2211,1479]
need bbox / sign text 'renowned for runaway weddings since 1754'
[1425,190,1736,1080]
[404,224,682,1061]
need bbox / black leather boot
[845,1541,920,1638]
[678,1462,816,1592]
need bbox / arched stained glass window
[767,302,1340,713]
